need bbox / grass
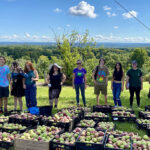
[7,81,150,136]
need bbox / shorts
[0,86,9,98]
[94,84,107,95]
[49,88,61,100]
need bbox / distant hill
[0,42,150,48]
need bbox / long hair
[113,62,123,77]
[24,61,35,73]
[49,65,61,76]
[11,61,19,72]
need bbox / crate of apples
[76,128,105,150]
[136,119,150,129]
[96,122,115,132]
[0,116,9,124]
[105,135,131,150]
[111,107,134,113]
[76,119,96,128]
[93,105,112,113]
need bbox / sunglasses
[77,63,81,65]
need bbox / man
[126,60,143,108]
[0,56,11,113]
[92,58,109,105]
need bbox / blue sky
[0,0,150,43]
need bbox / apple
[77,119,96,128]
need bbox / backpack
[94,66,99,80]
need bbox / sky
[0,0,150,43]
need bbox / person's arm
[84,74,87,89]
[46,74,50,84]
[92,69,96,84]
[61,74,66,85]
[22,78,26,89]
[106,68,109,85]
[32,70,39,82]
[140,76,143,90]
[10,74,13,91]
[72,73,75,89]
[121,72,125,91]
[126,75,129,89]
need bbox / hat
[77,60,82,64]
[49,63,62,70]
[132,60,137,64]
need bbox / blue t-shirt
[0,65,10,87]
[73,68,86,84]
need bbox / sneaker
[54,105,57,108]
[77,104,80,107]
[84,104,87,107]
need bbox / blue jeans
[25,84,37,108]
[113,82,122,106]
[75,84,86,105]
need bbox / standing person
[24,61,39,108]
[126,60,143,108]
[72,60,87,107]
[0,56,11,113]
[47,63,66,108]
[111,62,124,107]
[10,61,25,111]
[92,58,109,105]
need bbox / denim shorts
[0,86,9,98]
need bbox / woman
[126,60,143,108]
[0,56,10,113]
[24,61,39,108]
[11,61,25,111]
[47,63,66,108]
[111,62,124,107]
[72,60,87,107]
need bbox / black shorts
[0,86,9,98]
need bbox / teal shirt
[127,69,142,88]
[25,71,35,85]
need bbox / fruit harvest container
[93,105,112,113]
[145,105,150,111]
[38,106,52,117]
[136,122,148,130]
[95,123,116,132]
[0,140,14,149]
[146,125,150,136]
[76,132,106,150]
[112,116,136,122]
[111,108,134,114]
[76,120,97,129]
[104,135,132,150]
[138,111,146,119]
[84,114,109,122]
[14,138,51,150]
[5,110,21,116]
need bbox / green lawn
[7,81,150,136]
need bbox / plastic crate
[38,106,52,117]
[111,108,134,113]
[0,141,14,149]
[5,110,21,116]
[93,105,112,113]
[138,111,146,119]
[84,116,109,122]
[76,120,97,129]
[96,123,116,132]
[112,116,136,122]
[145,105,150,111]
[136,122,147,130]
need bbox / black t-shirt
[49,73,62,89]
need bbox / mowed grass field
[7,80,150,136]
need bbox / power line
[113,0,150,31]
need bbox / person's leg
[3,97,8,112]
[0,98,3,112]
[135,87,141,107]
[116,83,122,106]
[80,84,86,106]
[75,84,80,106]
[102,85,107,105]
[18,97,23,111]
[112,82,117,106]
[129,87,134,107]
[55,98,58,108]
[14,97,17,110]
[94,84,100,105]
[30,84,37,107]
[25,85,31,108]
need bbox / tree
[130,48,148,68]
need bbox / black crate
[111,108,134,113]
[147,125,150,136]
[50,141,76,150]
[84,116,109,122]
[4,110,21,116]
[136,122,148,130]
[0,141,14,149]
[112,116,136,122]
[138,111,145,119]
[145,105,150,111]
[96,123,116,132]
[104,135,132,150]
[38,106,52,117]
[93,105,112,113]
[76,120,97,129]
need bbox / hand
[121,86,124,91]
[72,85,75,89]
[111,86,113,91]
[23,84,26,89]
[10,86,13,91]
[60,82,63,86]
[94,80,96,84]
[31,77,35,81]
[85,84,87,89]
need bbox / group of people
[0,55,147,113]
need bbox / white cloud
[114,26,119,29]
[103,5,111,11]
[106,12,117,17]
[53,8,62,13]
[122,10,138,19]
[13,34,18,38]
[66,24,70,27]
[24,32,30,38]
[69,1,97,18]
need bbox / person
[126,60,143,108]
[92,58,109,105]
[0,56,11,113]
[24,61,39,108]
[72,60,87,107]
[10,61,25,111]
[46,63,66,108]
[111,62,124,107]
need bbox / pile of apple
[77,128,105,144]
[78,107,91,112]
[53,128,82,145]
[85,112,108,118]
[19,125,61,142]
[96,122,115,131]
[136,119,150,125]
[0,123,26,130]
[132,135,150,150]
[10,113,38,120]
[105,135,131,149]
[94,105,111,108]
[112,106,132,112]
[61,108,82,114]
[112,111,136,117]
[0,132,18,142]
[77,119,96,128]
[0,116,9,123]
[107,130,137,137]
